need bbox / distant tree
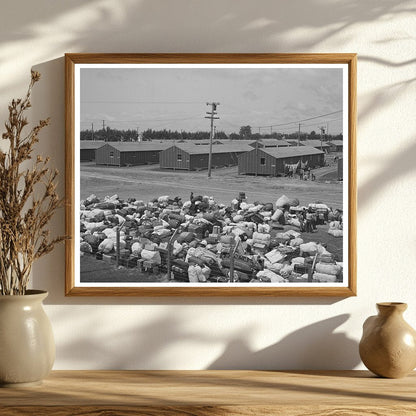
[228,132,241,141]
[310,130,316,136]
[239,125,252,139]
[80,130,92,141]
[286,131,308,141]
[215,131,228,141]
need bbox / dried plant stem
[0,71,65,295]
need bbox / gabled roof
[255,146,324,159]
[169,143,252,155]
[303,140,330,148]
[220,139,258,146]
[275,139,291,146]
[80,140,105,150]
[250,139,291,147]
[329,140,344,146]
[176,140,212,145]
[286,139,304,146]
[102,141,171,152]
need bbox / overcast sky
[80,66,344,135]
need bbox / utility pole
[297,123,301,146]
[102,120,106,142]
[255,126,261,176]
[319,126,325,150]
[91,123,94,141]
[255,134,259,177]
[205,102,220,178]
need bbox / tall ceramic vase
[0,290,55,387]
[359,302,416,378]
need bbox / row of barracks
[80,138,342,176]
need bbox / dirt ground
[80,163,343,210]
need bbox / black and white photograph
[66,54,356,296]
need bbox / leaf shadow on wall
[358,139,416,210]
[207,314,360,370]
[0,0,414,97]
[52,308,222,369]
[52,307,359,370]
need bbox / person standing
[305,210,313,233]
[298,210,305,232]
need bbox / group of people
[295,206,343,233]
[299,168,316,181]
[297,208,319,233]
[285,166,316,181]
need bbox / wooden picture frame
[65,53,356,296]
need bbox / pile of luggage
[79,193,343,283]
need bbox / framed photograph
[65,53,356,296]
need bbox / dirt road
[81,164,343,209]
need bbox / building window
[109,151,114,157]
[260,157,266,165]
[177,154,182,161]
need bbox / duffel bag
[275,195,290,208]
[220,235,234,245]
[233,270,251,282]
[221,257,253,273]
[187,256,205,267]
[315,263,342,276]
[83,234,100,249]
[328,229,343,237]
[203,213,215,222]
[169,213,185,223]
[172,259,189,270]
[177,232,195,244]
[168,219,180,228]
[313,272,337,282]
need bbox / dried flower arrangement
[0,71,65,295]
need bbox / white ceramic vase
[0,290,55,387]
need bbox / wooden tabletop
[1,370,415,415]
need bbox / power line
[254,110,342,129]
[273,117,343,132]
[81,100,205,104]
[80,115,201,124]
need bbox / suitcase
[119,249,130,259]
[221,258,253,273]
[294,263,310,274]
[212,225,221,234]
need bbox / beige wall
[1,0,415,370]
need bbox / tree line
[80,128,138,142]
[80,126,342,142]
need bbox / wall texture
[0,0,415,370]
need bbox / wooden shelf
[1,370,415,415]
